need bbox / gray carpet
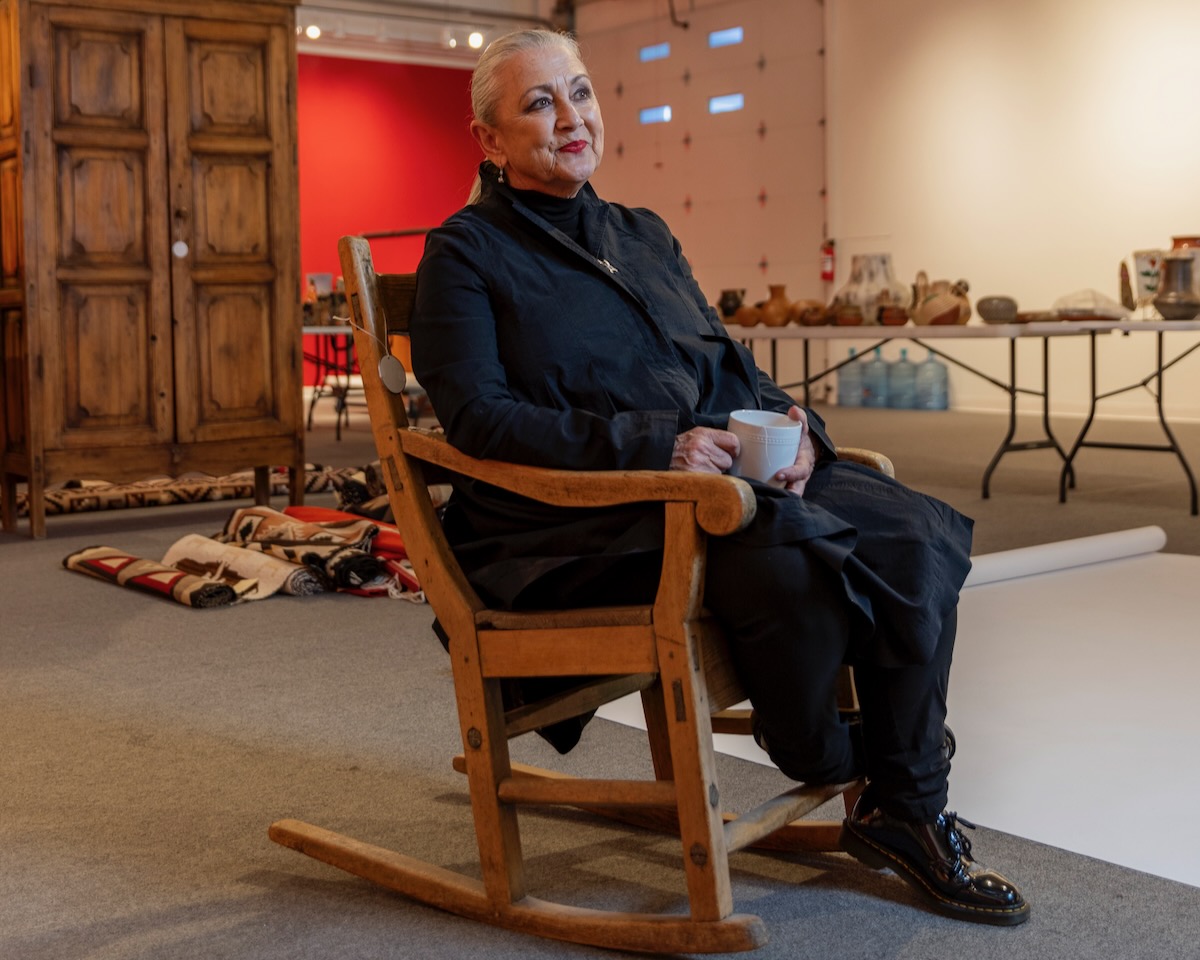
[3,404,1200,958]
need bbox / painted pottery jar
[830,253,911,324]
[911,271,971,325]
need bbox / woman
[411,28,1028,926]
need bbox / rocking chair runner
[269,235,896,954]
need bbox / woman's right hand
[671,427,739,473]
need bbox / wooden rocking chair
[269,235,895,954]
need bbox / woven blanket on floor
[214,505,387,589]
[16,465,357,518]
[161,534,326,600]
[284,505,424,601]
[62,545,254,608]
[327,459,451,523]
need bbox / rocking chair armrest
[835,446,896,478]
[397,428,757,537]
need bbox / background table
[728,321,1096,499]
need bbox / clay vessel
[788,298,825,325]
[1154,253,1200,320]
[830,253,911,324]
[717,288,745,320]
[735,303,762,327]
[835,304,864,326]
[911,271,971,325]
[760,284,791,327]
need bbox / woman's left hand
[774,406,817,497]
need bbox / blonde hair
[466,29,584,204]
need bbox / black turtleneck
[509,185,586,245]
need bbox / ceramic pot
[1154,253,1200,320]
[835,304,864,326]
[879,306,909,326]
[831,253,911,324]
[760,284,791,327]
[717,288,746,320]
[788,298,825,325]
[735,303,762,327]
[976,296,1018,324]
[911,271,971,325]
[1169,237,1199,299]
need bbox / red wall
[298,53,479,274]
[298,54,480,383]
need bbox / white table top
[725,318,1200,340]
[302,324,354,335]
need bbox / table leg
[1059,333,1098,503]
[1042,336,1074,489]
[305,334,326,431]
[802,340,811,406]
[1151,333,1198,515]
[981,340,1019,500]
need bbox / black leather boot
[841,796,1030,926]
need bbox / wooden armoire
[0,0,304,537]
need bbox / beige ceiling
[295,0,566,66]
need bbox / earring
[496,165,505,184]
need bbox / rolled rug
[62,545,249,608]
[215,506,388,590]
[161,534,326,599]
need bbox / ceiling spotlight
[448,37,457,48]
[468,31,484,49]
[304,24,321,40]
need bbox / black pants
[705,535,954,822]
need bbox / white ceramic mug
[727,409,802,487]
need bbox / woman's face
[472,45,604,199]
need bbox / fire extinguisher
[820,239,836,283]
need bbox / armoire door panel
[58,282,170,442]
[56,148,146,264]
[2,307,26,452]
[193,156,269,261]
[188,35,269,137]
[1,154,19,286]
[0,2,14,139]
[184,281,285,438]
[53,24,143,129]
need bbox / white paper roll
[964,526,1167,588]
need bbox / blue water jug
[863,347,889,408]
[888,347,916,409]
[837,348,863,407]
[914,349,949,410]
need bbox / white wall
[578,0,1200,420]
[825,0,1200,418]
